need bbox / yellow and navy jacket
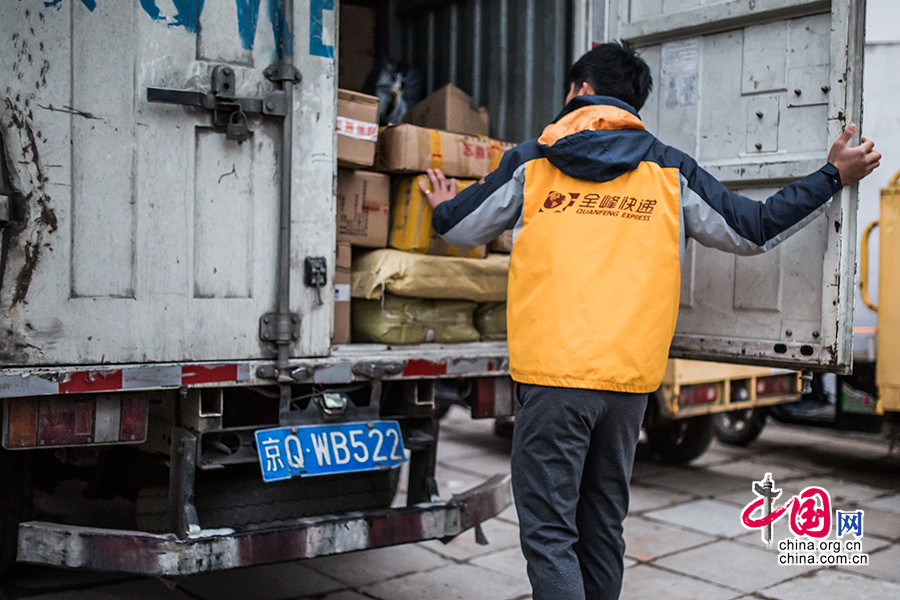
[432,96,843,393]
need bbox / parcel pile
[334,84,513,346]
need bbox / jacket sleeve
[677,150,843,256]
[431,141,541,249]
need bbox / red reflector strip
[182,364,239,385]
[2,363,254,399]
[58,371,123,394]
[119,394,148,442]
[402,360,448,377]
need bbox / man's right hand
[419,169,459,209]
[827,123,882,186]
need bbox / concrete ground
[3,406,900,600]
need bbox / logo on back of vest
[539,191,657,221]
[540,191,577,213]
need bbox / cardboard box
[337,90,380,168]
[338,4,376,92]
[408,84,490,137]
[377,124,514,180]
[390,175,486,259]
[333,242,352,345]
[489,230,513,253]
[337,169,390,248]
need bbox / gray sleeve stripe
[680,174,831,256]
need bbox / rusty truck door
[605,0,865,372]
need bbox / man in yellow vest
[422,41,880,600]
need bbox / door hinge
[259,312,300,344]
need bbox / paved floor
[4,407,900,600]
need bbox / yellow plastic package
[475,302,507,341]
[351,249,509,302]
[352,295,481,345]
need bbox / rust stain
[37,103,100,121]
[12,239,40,306]
[1,97,56,310]
[0,327,32,363]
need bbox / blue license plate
[254,421,406,482]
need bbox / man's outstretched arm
[679,124,882,255]
[425,141,543,250]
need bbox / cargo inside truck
[340,0,576,143]
[332,0,576,355]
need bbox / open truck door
[591,0,868,463]
[602,0,866,373]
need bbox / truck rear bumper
[18,475,512,576]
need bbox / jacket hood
[538,96,656,183]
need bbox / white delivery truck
[0,0,864,576]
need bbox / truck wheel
[646,415,714,465]
[713,408,767,446]
[0,449,33,577]
[137,467,400,532]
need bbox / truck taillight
[472,377,515,419]
[39,397,94,446]
[756,374,796,397]
[3,394,148,449]
[6,397,38,448]
[678,383,719,406]
[119,395,148,441]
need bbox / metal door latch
[147,64,295,143]
[304,257,327,306]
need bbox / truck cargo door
[0,1,336,366]
[607,0,865,372]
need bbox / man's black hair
[567,41,653,111]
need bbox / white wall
[853,0,900,355]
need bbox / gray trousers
[511,383,647,600]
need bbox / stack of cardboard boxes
[334,89,387,344]
[335,84,514,345]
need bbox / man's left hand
[419,168,458,209]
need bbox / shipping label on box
[337,169,390,248]
[390,175,485,259]
[337,89,380,168]
[377,124,514,180]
